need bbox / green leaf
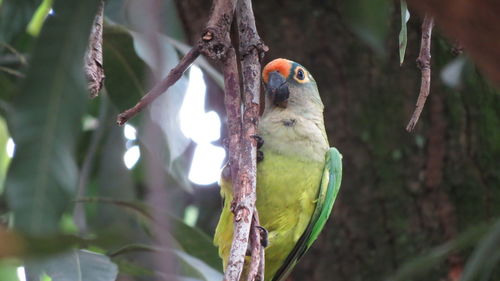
[461,219,500,281]
[0,116,11,193]
[42,249,118,281]
[170,213,222,271]
[5,0,100,235]
[26,0,53,37]
[173,249,223,281]
[0,259,20,281]
[87,114,147,244]
[0,0,40,43]
[113,258,153,277]
[399,0,410,65]
[109,244,222,281]
[102,25,148,112]
[77,197,222,270]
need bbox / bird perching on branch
[215,58,343,281]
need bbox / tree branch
[236,0,267,280]
[85,0,105,98]
[220,41,247,281]
[406,15,434,132]
[116,47,200,125]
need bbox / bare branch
[221,45,248,281]
[406,15,434,132]
[116,47,200,126]
[199,0,239,61]
[235,0,267,279]
[85,0,105,98]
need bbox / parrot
[214,58,343,281]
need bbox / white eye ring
[296,68,305,80]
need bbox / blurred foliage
[0,0,221,279]
[0,0,498,280]
[5,0,98,236]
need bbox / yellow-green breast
[214,148,324,280]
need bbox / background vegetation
[0,0,499,280]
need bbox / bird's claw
[256,226,268,248]
[250,134,264,149]
[257,150,264,162]
[250,135,265,162]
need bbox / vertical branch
[198,0,256,280]
[406,15,434,132]
[221,45,250,281]
[236,0,268,280]
[85,0,105,98]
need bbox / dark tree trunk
[174,1,500,280]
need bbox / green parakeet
[214,58,343,281]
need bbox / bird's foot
[250,134,264,149]
[256,226,268,248]
[251,135,265,162]
[257,150,264,162]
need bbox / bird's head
[262,58,323,112]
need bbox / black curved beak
[266,71,289,108]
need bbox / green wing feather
[271,147,343,281]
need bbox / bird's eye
[296,69,305,80]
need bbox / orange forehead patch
[262,58,292,84]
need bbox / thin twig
[0,42,28,66]
[406,15,434,132]
[116,47,200,126]
[0,66,25,78]
[85,0,105,98]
